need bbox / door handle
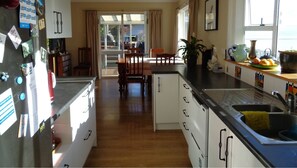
[157,77,160,92]
[219,128,226,161]
[225,135,233,168]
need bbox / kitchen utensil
[228,44,247,62]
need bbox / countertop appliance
[0,2,53,167]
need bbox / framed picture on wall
[205,0,218,31]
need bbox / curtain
[188,0,199,39]
[86,10,100,79]
[172,8,179,54]
[148,10,162,49]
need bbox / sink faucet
[272,91,296,114]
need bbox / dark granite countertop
[151,64,297,167]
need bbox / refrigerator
[0,1,52,167]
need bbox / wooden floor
[84,78,191,167]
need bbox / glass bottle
[248,40,257,59]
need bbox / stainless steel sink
[232,105,297,144]
[232,104,284,114]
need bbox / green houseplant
[178,35,206,69]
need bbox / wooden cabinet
[52,81,96,167]
[49,53,72,77]
[45,0,72,38]
[207,108,264,168]
[153,74,179,131]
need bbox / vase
[248,40,257,59]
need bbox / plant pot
[187,56,197,70]
[279,51,297,73]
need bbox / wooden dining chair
[149,48,164,58]
[126,47,142,54]
[124,52,145,96]
[73,47,92,76]
[155,53,176,65]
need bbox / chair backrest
[124,53,144,76]
[78,47,92,65]
[149,48,164,58]
[126,47,142,54]
[155,53,176,65]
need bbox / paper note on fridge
[8,26,22,49]
[0,88,17,135]
[0,33,6,63]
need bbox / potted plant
[178,35,206,69]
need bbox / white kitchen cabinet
[52,81,96,167]
[153,74,179,131]
[179,76,192,143]
[45,0,72,38]
[208,108,264,167]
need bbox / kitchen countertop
[50,77,96,123]
[225,60,297,83]
[151,64,297,167]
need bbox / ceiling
[71,0,177,2]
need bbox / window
[244,0,297,58]
[177,5,189,56]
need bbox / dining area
[117,48,184,97]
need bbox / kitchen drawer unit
[52,81,96,167]
[179,76,193,144]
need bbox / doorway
[99,12,147,77]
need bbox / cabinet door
[45,0,72,38]
[208,109,231,167]
[231,134,264,167]
[153,74,179,130]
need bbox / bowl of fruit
[250,57,279,69]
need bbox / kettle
[228,44,247,62]
[48,71,56,103]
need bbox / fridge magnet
[18,114,28,138]
[21,39,33,58]
[40,47,47,63]
[8,25,22,49]
[36,0,44,16]
[38,18,45,30]
[0,33,7,63]
[0,88,17,135]
[19,0,36,29]
[0,0,20,9]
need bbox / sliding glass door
[99,12,146,77]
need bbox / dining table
[116,57,184,95]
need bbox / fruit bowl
[250,63,279,69]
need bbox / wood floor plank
[84,78,191,167]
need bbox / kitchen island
[151,64,297,167]
[51,77,97,167]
